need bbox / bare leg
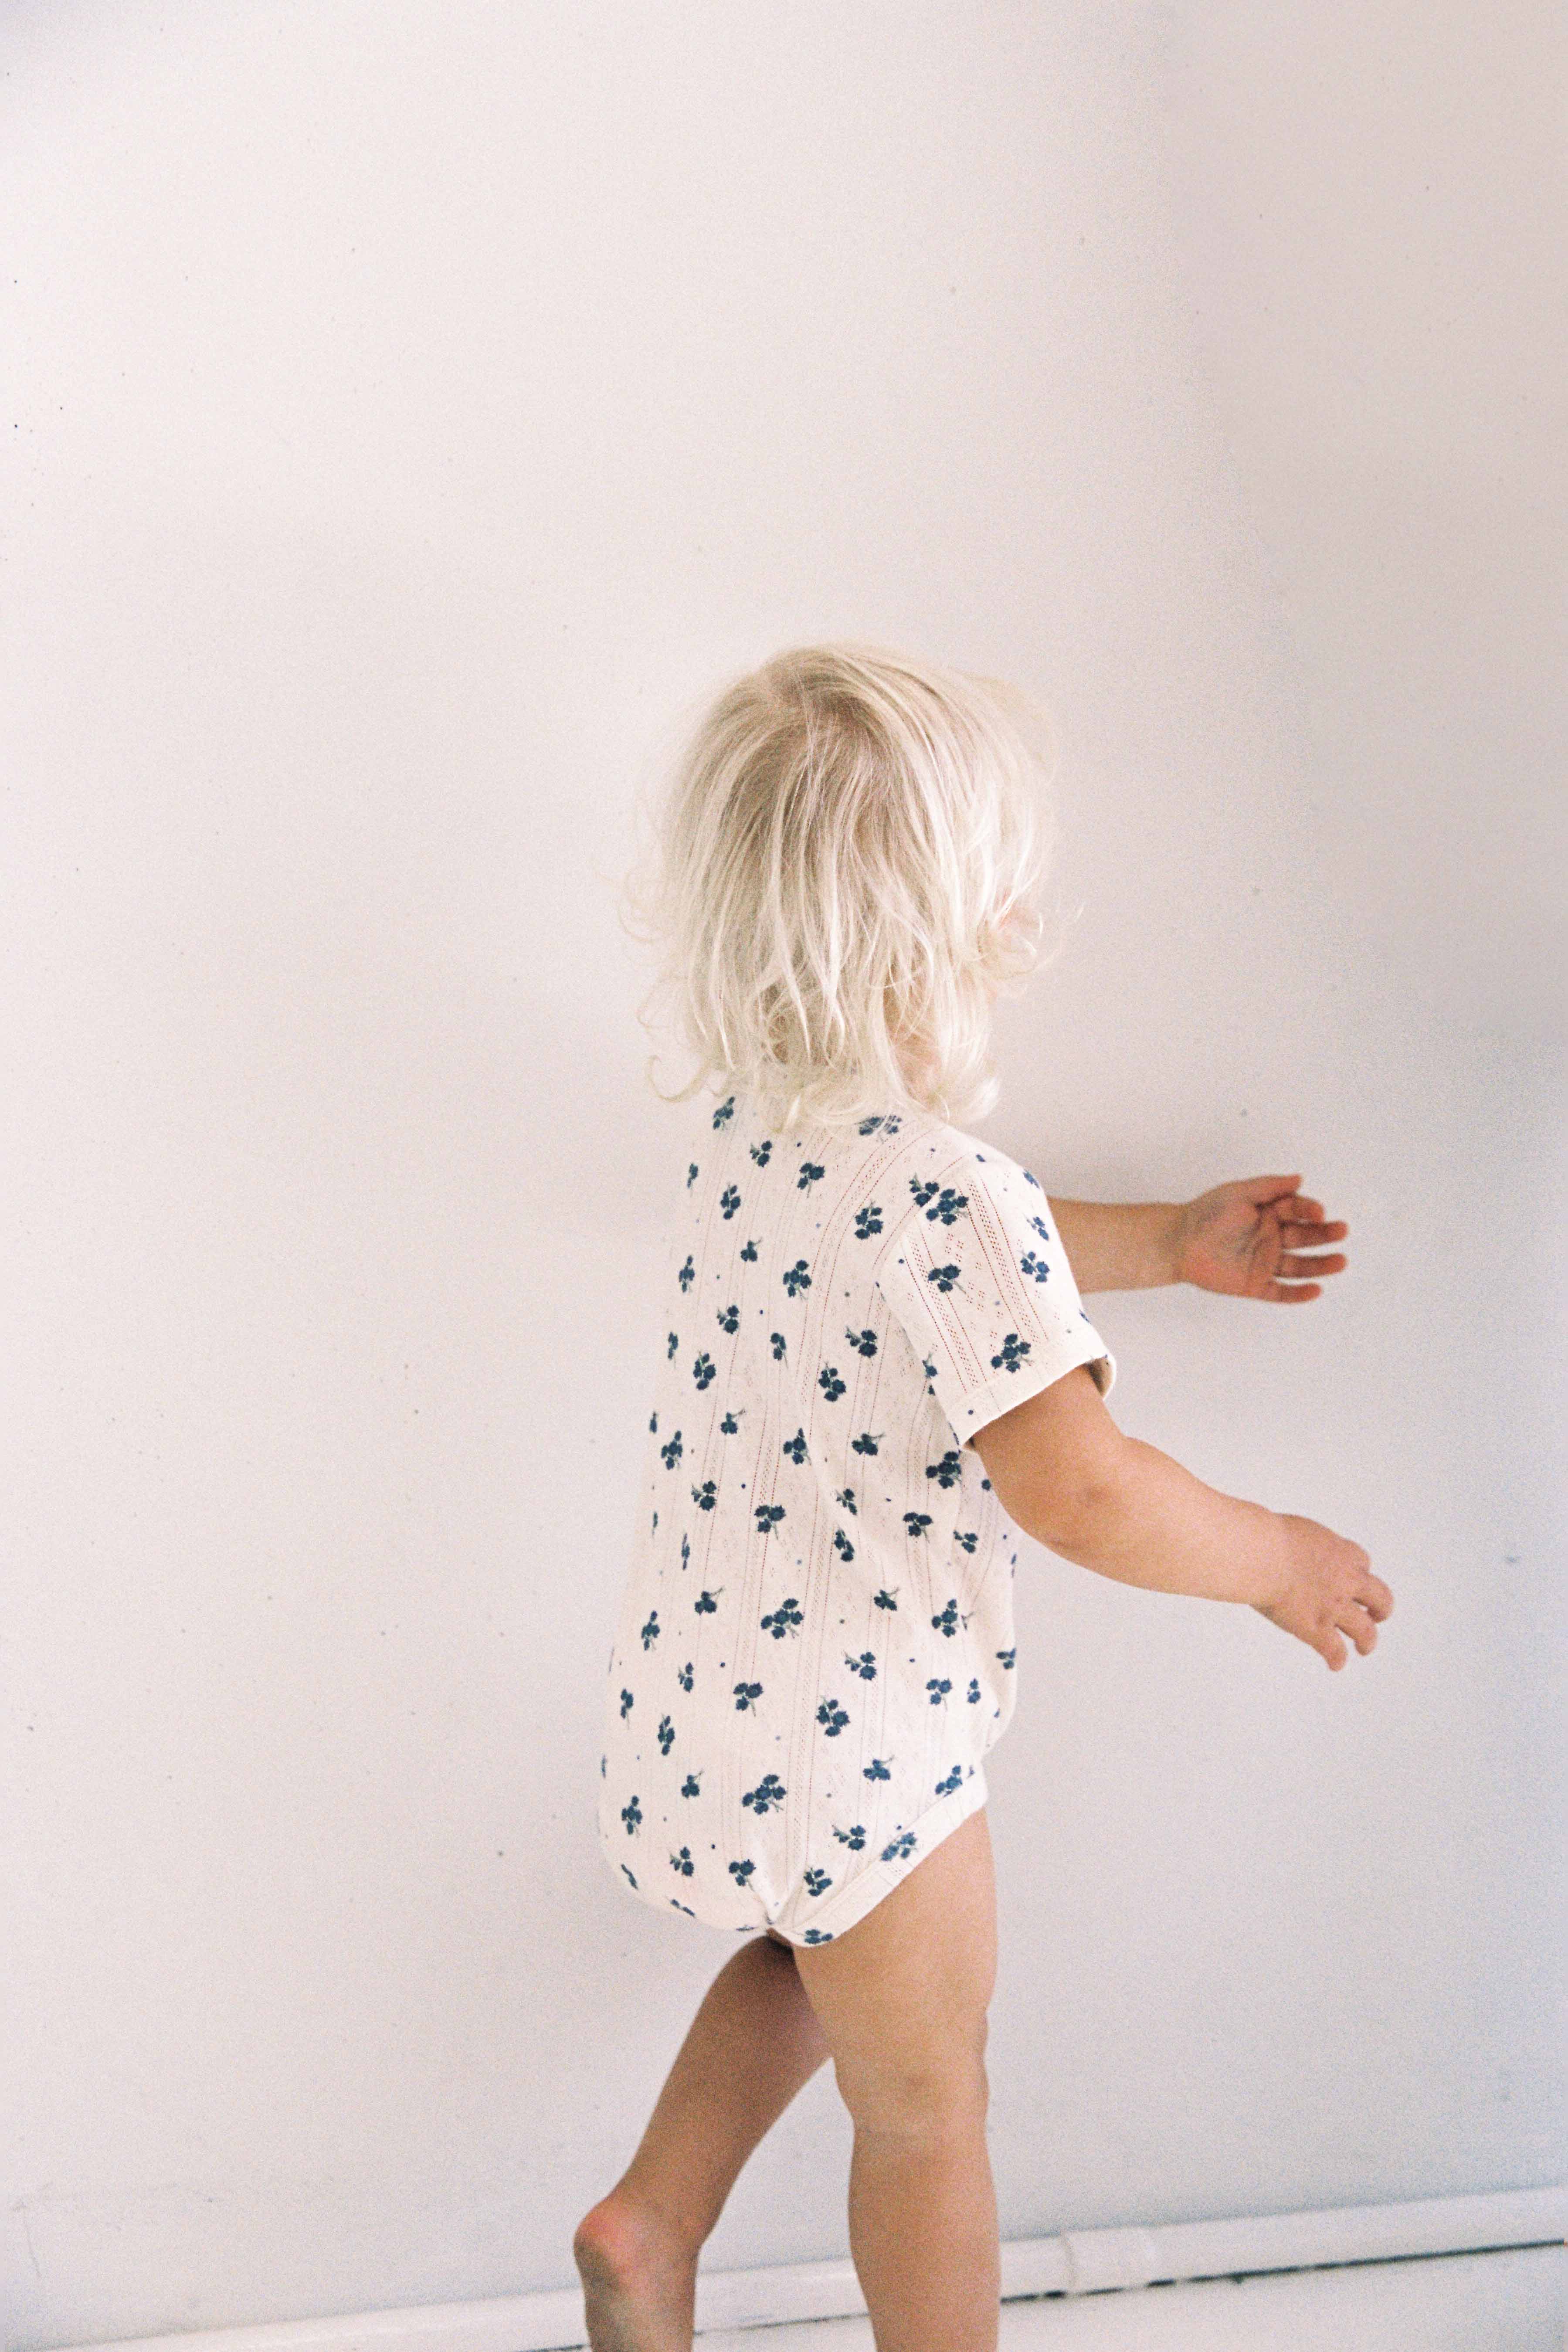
[574,1929,830,2351]
[792,1806,1001,2352]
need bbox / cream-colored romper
[596,1090,1115,1946]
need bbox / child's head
[621,641,1069,1136]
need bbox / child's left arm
[1047,1174,1348,1301]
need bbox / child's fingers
[1284,1207,1347,1237]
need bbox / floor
[692,2245,1566,2351]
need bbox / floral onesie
[595,1089,1116,1946]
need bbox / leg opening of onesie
[770,1766,989,1948]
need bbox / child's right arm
[969,1364,1393,1672]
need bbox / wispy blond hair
[618,641,1074,1135]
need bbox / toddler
[573,642,1391,2352]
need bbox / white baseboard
[32,2184,1568,2352]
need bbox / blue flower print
[761,1596,804,1639]
[931,1597,960,1638]
[657,1714,675,1754]
[640,1610,661,1650]
[720,1408,743,1433]
[996,1647,1016,1669]
[988,1334,1032,1376]
[621,1863,638,1889]
[670,1899,696,1917]
[1020,1247,1052,1283]
[955,1527,978,1554]
[967,1678,982,1704]
[621,1794,642,1833]
[832,1528,855,1561]
[927,1449,963,1490]
[835,1486,859,1514]
[798,1161,826,1191]
[717,1302,740,1335]
[694,1587,723,1614]
[923,1186,969,1226]
[713,1096,736,1130]
[853,1202,884,1239]
[742,1772,786,1815]
[619,1687,634,1719]
[816,1696,849,1736]
[678,1254,695,1291]
[863,1757,892,1782]
[831,1822,867,1850]
[748,1135,772,1167]
[782,1429,808,1465]
[692,1479,718,1511]
[873,1587,899,1611]
[902,1510,933,1539]
[851,1430,882,1456]
[925,1262,962,1294]
[660,1430,683,1470]
[845,1326,879,1359]
[844,1650,877,1680]
[728,1856,757,1884]
[720,1184,741,1219]
[935,1765,964,1796]
[818,1364,846,1402]
[733,1681,764,1711]
[692,1351,717,1390]
[801,1927,835,1943]
[740,1237,759,1263]
[880,1828,918,1863]
[666,1330,680,1361]
[677,1660,695,1691]
[804,1866,833,1896]
[670,1846,695,1877]
[754,1502,786,1535]
[926,1677,951,1706]
[769,1330,788,1359]
[680,1772,702,1797]
[783,1260,811,1298]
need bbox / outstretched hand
[1174,1174,1348,1302]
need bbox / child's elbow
[967,1363,1130,1552]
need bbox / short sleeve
[874,1143,1116,1446]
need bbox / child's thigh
[790,1806,997,2118]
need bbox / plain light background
[3,4,1564,2345]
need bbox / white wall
[4,5,1562,2344]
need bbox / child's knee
[833,2039,990,2139]
[809,1946,992,2136]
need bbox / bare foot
[572,2189,700,2352]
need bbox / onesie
[595,1089,1117,1947]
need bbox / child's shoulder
[893,1112,1039,1192]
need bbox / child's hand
[1174,1174,1347,1302]
[1253,1512,1393,1670]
